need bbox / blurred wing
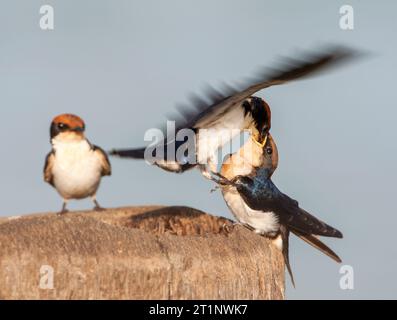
[44,151,55,186]
[170,46,355,130]
[93,145,112,176]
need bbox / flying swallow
[44,114,111,214]
[110,47,354,180]
[216,164,343,286]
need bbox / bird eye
[266,147,273,155]
[57,123,66,130]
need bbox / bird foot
[221,221,238,234]
[56,209,68,216]
[93,206,106,212]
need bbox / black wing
[275,193,343,239]
[111,46,355,164]
[171,46,356,130]
[43,150,55,186]
[236,178,343,239]
[93,145,112,176]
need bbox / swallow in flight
[110,47,354,181]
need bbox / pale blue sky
[0,0,396,299]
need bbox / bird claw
[56,209,68,216]
[222,221,237,234]
[207,170,234,187]
[94,206,106,212]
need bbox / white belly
[222,186,280,236]
[52,140,103,200]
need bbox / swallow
[44,114,111,214]
[110,47,354,180]
[219,133,279,227]
[216,156,343,286]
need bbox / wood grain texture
[0,206,285,300]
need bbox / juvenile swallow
[216,163,343,286]
[44,114,111,214]
[220,133,279,229]
[110,47,354,180]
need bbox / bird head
[261,133,279,177]
[50,114,86,142]
[243,96,271,146]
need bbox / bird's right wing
[43,151,55,186]
[173,46,355,130]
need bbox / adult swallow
[44,114,111,214]
[110,47,354,180]
[217,159,342,286]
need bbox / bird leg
[199,164,214,180]
[92,197,105,211]
[210,172,234,186]
[57,200,69,215]
[199,164,235,190]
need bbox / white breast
[222,186,280,236]
[52,139,103,200]
[196,106,253,170]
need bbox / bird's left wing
[93,145,112,176]
[277,196,343,239]
[43,151,55,186]
[236,178,343,239]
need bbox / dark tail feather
[291,229,342,263]
[280,226,295,288]
[109,148,146,159]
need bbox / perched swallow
[44,114,111,214]
[220,134,279,230]
[217,164,343,286]
[110,47,354,180]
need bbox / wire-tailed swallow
[44,114,111,214]
[110,47,354,180]
[216,163,343,286]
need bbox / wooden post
[0,206,285,300]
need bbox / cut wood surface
[0,206,285,300]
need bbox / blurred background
[0,0,395,299]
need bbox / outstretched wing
[171,46,355,130]
[93,145,112,176]
[43,151,55,186]
[110,46,356,168]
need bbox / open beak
[252,132,268,148]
